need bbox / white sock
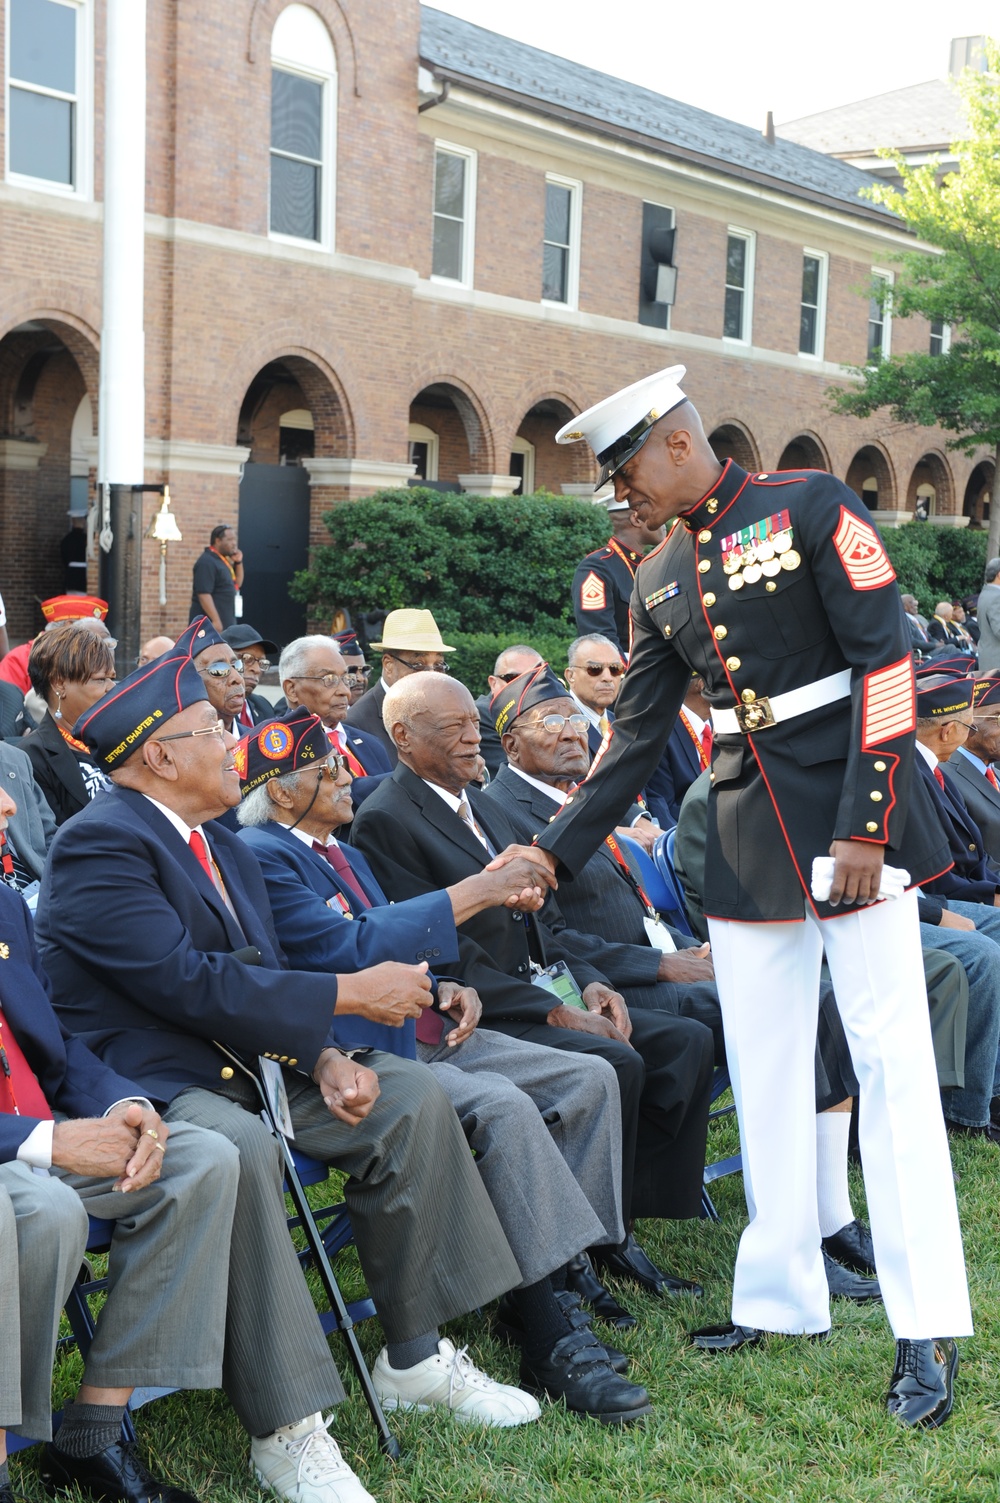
[815,1111,854,1238]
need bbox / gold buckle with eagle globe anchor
[734,697,776,732]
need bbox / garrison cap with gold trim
[556,364,688,489]
[74,649,209,770]
[490,663,569,736]
[915,674,975,718]
[235,707,332,797]
[41,593,108,623]
[972,677,1000,710]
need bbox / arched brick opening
[512,397,594,495]
[906,451,953,520]
[708,421,760,473]
[408,380,491,488]
[845,443,895,512]
[237,353,351,463]
[963,460,996,530]
[777,432,830,472]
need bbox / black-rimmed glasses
[383,651,451,675]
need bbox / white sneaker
[251,1413,376,1503]
[373,1338,541,1427]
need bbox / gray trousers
[167,1051,522,1438]
[0,1120,237,1441]
[417,1027,624,1285]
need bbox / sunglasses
[496,669,540,684]
[383,652,451,674]
[155,718,227,744]
[345,665,371,681]
[318,753,349,778]
[574,661,625,678]
[242,657,271,673]
[199,658,243,678]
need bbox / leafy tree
[830,42,1000,556]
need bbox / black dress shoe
[0,1484,15,1503]
[40,1442,201,1503]
[690,1321,829,1352]
[823,1248,882,1302]
[821,1218,876,1276]
[520,1328,652,1425]
[945,1119,1000,1145]
[989,1096,1000,1128]
[591,1233,703,1298]
[564,1252,637,1329]
[494,1290,629,1373]
[886,1338,958,1429]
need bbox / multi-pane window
[929,319,951,356]
[8,0,80,188]
[542,177,579,305]
[270,70,323,240]
[867,272,892,361]
[269,5,336,247]
[799,251,827,357]
[432,144,475,284]
[723,231,754,342]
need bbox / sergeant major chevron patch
[832,507,895,591]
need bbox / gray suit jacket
[943,750,1000,866]
[0,739,55,879]
[977,582,1000,673]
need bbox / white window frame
[722,227,755,346]
[6,0,93,200]
[929,319,952,356]
[431,140,477,289]
[541,172,582,311]
[269,5,337,251]
[408,422,439,483]
[510,435,535,494]
[798,247,828,361]
[868,269,894,362]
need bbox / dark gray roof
[420,7,898,224]
[779,79,964,157]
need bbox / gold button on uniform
[870,791,883,802]
[706,498,718,513]
[698,559,711,574]
[288,1059,298,1068]
[874,760,886,772]
[741,689,756,704]
[726,656,741,671]
[866,822,878,833]
[698,529,712,543]
[664,625,672,637]
[714,625,728,640]
[765,581,776,592]
[220,1066,234,1080]
[703,592,717,607]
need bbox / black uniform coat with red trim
[572,539,640,658]
[540,461,952,922]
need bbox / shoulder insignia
[862,656,915,748]
[832,507,895,591]
[579,571,607,611]
[645,583,679,609]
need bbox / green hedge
[876,521,989,614]
[444,629,578,696]
[290,488,610,644]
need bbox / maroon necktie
[934,766,946,791]
[312,841,371,908]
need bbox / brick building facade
[0,0,993,647]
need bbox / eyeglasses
[529,713,589,733]
[975,714,1000,726]
[573,661,625,679]
[344,665,371,681]
[243,657,270,673]
[87,675,117,688]
[288,672,351,689]
[497,669,540,684]
[154,718,227,744]
[383,651,451,675]
[198,658,244,678]
[947,718,977,731]
[317,753,349,779]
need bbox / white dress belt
[711,668,853,735]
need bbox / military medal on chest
[719,509,800,590]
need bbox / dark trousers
[490,1010,714,1221]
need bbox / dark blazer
[239,821,458,1054]
[485,765,708,1010]
[334,721,393,806]
[475,693,506,778]
[17,710,91,827]
[643,718,704,826]
[243,692,277,726]
[917,755,1000,906]
[0,738,55,879]
[349,762,612,1024]
[944,750,1000,865]
[344,681,395,764]
[0,884,147,1161]
[35,787,343,1105]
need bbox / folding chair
[214,1042,400,1460]
[701,1066,743,1221]
[651,828,697,938]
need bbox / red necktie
[312,841,371,908]
[700,725,713,766]
[189,829,217,887]
[0,1007,53,1120]
[240,702,253,728]
[0,834,14,884]
[987,767,1000,792]
[934,766,946,791]
[327,726,367,779]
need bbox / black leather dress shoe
[886,1338,958,1429]
[823,1249,882,1302]
[592,1233,703,1298]
[0,1483,15,1503]
[821,1217,876,1276]
[40,1442,201,1503]
[690,1321,829,1352]
[520,1328,652,1425]
[494,1290,629,1372]
[945,1119,1000,1145]
[564,1252,637,1329]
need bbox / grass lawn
[13,1110,1000,1503]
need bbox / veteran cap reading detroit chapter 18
[556,364,688,489]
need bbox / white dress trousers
[708,889,972,1339]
